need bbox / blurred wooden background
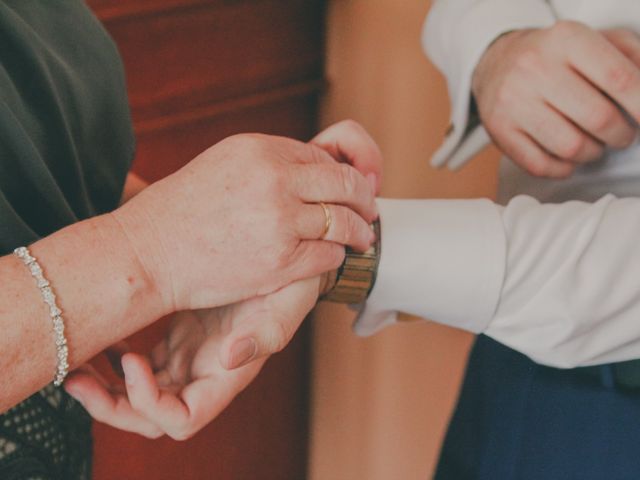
[88,1,325,478]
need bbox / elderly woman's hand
[114,124,379,315]
[64,120,384,439]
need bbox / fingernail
[228,337,257,370]
[366,173,377,194]
[122,358,137,387]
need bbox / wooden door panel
[92,0,324,124]
[87,0,325,478]
[134,93,321,181]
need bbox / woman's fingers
[290,162,378,223]
[311,120,383,194]
[296,203,375,252]
[604,29,640,68]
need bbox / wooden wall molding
[135,79,325,135]
[94,0,325,133]
[91,0,324,477]
[89,0,241,22]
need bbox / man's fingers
[495,129,576,178]
[603,29,640,68]
[522,102,605,163]
[290,162,378,223]
[64,369,163,439]
[104,341,131,378]
[568,25,640,122]
[179,358,267,435]
[296,203,374,252]
[221,279,320,370]
[150,340,169,371]
[121,353,193,440]
[311,120,383,194]
[541,68,636,149]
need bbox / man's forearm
[356,194,640,368]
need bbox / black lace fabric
[0,385,92,480]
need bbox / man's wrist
[472,28,535,100]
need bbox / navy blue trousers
[435,335,640,480]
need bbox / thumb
[219,277,321,370]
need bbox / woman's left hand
[64,277,321,440]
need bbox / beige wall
[309,1,499,478]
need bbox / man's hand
[472,22,640,178]
[64,277,321,440]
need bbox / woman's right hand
[112,123,379,314]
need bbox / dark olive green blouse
[0,1,135,478]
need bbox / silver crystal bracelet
[14,246,69,386]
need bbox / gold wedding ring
[319,202,332,240]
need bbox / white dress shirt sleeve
[355,195,640,368]
[424,0,556,170]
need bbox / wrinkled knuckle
[338,164,357,197]
[524,158,551,177]
[587,104,618,134]
[493,80,520,112]
[514,49,543,73]
[606,66,638,93]
[558,135,585,160]
[550,20,584,39]
[339,210,357,245]
[484,111,510,137]
[307,143,326,164]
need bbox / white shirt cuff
[353,197,506,337]
[424,0,556,169]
